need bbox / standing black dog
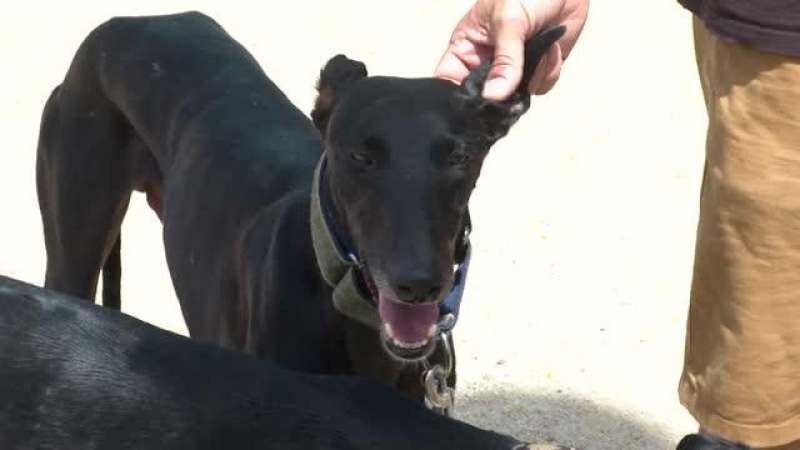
[0,274,573,450]
[36,11,565,404]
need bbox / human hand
[434,0,589,100]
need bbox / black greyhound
[0,274,574,450]
[36,11,565,408]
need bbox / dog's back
[0,276,329,449]
[0,276,204,449]
[0,275,540,450]
[36,11,326,337]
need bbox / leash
[309,155,472,415]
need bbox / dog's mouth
[378,299,438,361]
[360,261,439,361]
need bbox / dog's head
[312,26,565,361]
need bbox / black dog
[36,11,565,406]
[0,274,574,450]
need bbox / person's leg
[678,16,800,449]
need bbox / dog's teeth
[392,338,410,349]
[385,324,431,350]
[427,324,437,338]
[392,338,429,350]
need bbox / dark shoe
[677,433,752,450]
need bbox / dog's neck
[320,162,358,268]
[309,155,383,329]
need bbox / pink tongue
[378,296,439,342]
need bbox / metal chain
[422,313,456,416]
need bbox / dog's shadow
[453,389,676,450]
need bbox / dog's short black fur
[676,434,752,450]
[36,11,564,400]
[0,274,569,450]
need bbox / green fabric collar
[309,156,382,330]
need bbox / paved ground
[0,1,706,448]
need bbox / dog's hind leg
[36,84,135,307]
[101,235,122,310]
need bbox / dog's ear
[460,25,567,143]
[311,54,368,133]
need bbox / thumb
[482,23,527,101]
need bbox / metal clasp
[423,364,454,416]
[422,314,456,416]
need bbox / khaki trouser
[678,17,800,448]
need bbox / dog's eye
[449,148,471,166]
[350,151,375,168]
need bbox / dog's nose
[392,278,443,304]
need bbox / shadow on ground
[453,389,676,450]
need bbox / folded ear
[311,54,368,132]
[461,25,567,142]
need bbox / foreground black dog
[36,11,564,404]
[0,274,572,450]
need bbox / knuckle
[492,53,516,68]
[497,1,525,22]
[492,1,528,30]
